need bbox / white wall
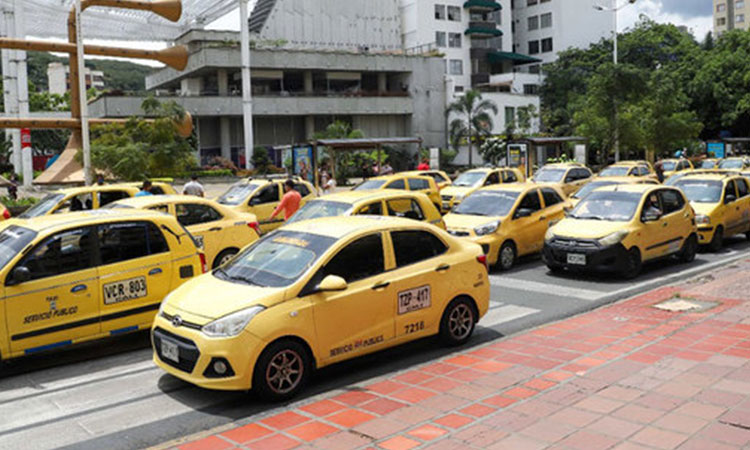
[47,63,67,95]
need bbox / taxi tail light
[2,208,9,219]
[199,252,208,273]
[248,221,261,234]
[476,254,488,271]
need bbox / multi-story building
[47,62,105,95]
[714,0,748,35]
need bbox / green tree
[251,146,273,174]
[446,89,498,167]
[313,121,365,183]
[478,138,505,166]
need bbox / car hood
[690,202,719,217]
[165,274,287,322]
[444,213,503,230]
[441,186,474,197]
[550,218,630,240]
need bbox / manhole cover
[653,298,718,312]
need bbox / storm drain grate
[652,298,719,313]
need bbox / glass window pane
[391,230,448,268]
[323,234,384,283]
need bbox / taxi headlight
[597,230,629,247]
[545,227,557,242]
[474,220,500,236]
[202,306,265,338]
[695,214,711,225]
[158,292,174,318]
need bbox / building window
[447,6,461,21]
[449,59,464,75]
[527,0,538,5]
[528,16,539,30]
[524,84,539,95]
[541,0,551,2]
[737,13,745,22]
[448,32,462,48]
[528,40,540,54]
[436,31,446,47]
[541,12,552,28]
[541,37,553,53]
[717,3,726,12]
[505,107,515,126]
[528,64,541,74]
[717,17,727,25]
[455,85,465,93]
[737,1,745,9]
[435,4,446,20]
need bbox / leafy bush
[251,147,273,174]
[1,196,38,208]
[175,169,234,178]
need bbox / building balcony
[471,73,491,86]
[463,0,502,12]
[465,22,503,39]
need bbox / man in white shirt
[182,175,205,197]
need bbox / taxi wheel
[679,234,698,263]
[213,249,238,269]
[253,340,310,402]
[439,297,477,346]
[709,227,724,252]
[497,242,516,271]
[621,248,642,280]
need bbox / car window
[426,172,446,183]
[147,205,170,214]
[321,234,385,283]
[150,186,166,195]
[295,183,311,197]
[387,199,425,221]
[541,188,563,207]
[638,166,650,176]
[408,178,430,190]
[737,178,749,198]
[176,204,223,226]
[517,190,542,214]
[16,227,95,282]
[357,201,383,215]
[578,168,592,179]
[485,172,501,185]
[99,190,130,207]
[253,184,279,204]
[217,183,261,205]
[725,180,737,201]
[98,222,168,266]
[391,230,448,267]
[56,193,94,213]
[659,189,685,215]
[502,170,518,183]
[386,179,406,190]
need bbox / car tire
[621,247,642,279]
[497,241,516,271]
[709,226,724,253]
[253,339,311,402]
[213,248,238,270]
[679,234,698,263]
[745,230,750,241]
[439,297,477,346]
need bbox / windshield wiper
[215,268,260,286]
[581,216,606,221]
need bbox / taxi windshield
[661,161,677,171]
[719,159,744,169]
[18,194,65,218]
[0,226,37,271]
[286,200,352,225]
[453,172,485,187]
[570,191,642,222]
[599,166,630,177]
[701,160,717,169]
[217,183,260,205]
[533,168,566,183]
[353,180,387,190]
[453,191,519,217]
[674,179,723,203]
[216,231,336,287]
[572,181,618,199]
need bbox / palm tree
[447,90,498,167]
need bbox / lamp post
[593,0,637,162]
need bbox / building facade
[714,0,748,35]
[47,62,105,95]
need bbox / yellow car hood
[689,202,718,217]
[441,186,474,198]
[551,218,629,240]
[444,213,502,229]
[166,275,287,321]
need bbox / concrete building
[714,0,748,35]
[47,62,105,95]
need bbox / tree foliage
[446,89,498,167]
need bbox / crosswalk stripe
[480,304,539,327]
[490,276,605,301]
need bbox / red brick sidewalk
[162,260,750,450]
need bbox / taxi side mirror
[318,275,347,292]
[643,212,661,222]
[8,266,31,285]
[725,194,737,204]
[249,197,261,206]
[514,208,533,219]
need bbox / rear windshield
[217,184,261,205]
[571,181,618,199]
[453,191,519,217]
[570,191,642,222]
[674,179,723,203]
[719,159,744,169]
[353,180,387,191]
[701,160,717,169]
[599,166,630,177]
[286,200,352,225]
[453,172,485,187]
[19,194,65,218]
[533,168,566,183]
[0,226,37,271]
[661,161,677,171]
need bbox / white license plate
[194,235,205,249]
[161,339,179,363]
[103,276,148,305]
[567,253,586,265]
[398,285,431,315]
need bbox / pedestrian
[322,174,337,194]
[182,174,205,197]
[135,180,153,197]
[96,174,105,186]
[381,162,394,175]
[299,160,309,182]
[7,173,18,200]
[654,160,665,183]
[270,179,302,221]
[417,158,430,171]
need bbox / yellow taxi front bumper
[697,227,714,244]
[467,235,501,265]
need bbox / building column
[220,116,231,160]
[305,116,315,140]
[217,69,229,96]
[377,72,387,93]
[180,77,202,96]
[303,70,313,94]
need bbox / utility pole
[240,0,254,169]
[74,0,92,185]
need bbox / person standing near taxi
[270,179,302,221]
[135,180,153,197]
[183,174,205,197]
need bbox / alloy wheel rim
[501,247,514,268]
[220,253,235,266]
[265,349,303,394]
[448,304,473,340]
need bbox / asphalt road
[1,237,748,450]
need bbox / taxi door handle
[149,268,163,276]
[435,264,451,272]
[71,284,87,293]
[209,227,222,232]
[371,281,390,290]
[539,216,547,221]
[662,222,668,227]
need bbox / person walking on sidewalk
[182,175,205,197]
[270,179,302,221]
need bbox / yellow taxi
[0,209,204,361]
[152,216,490,399]
[215,177,316,234]
[18,182,177,219]
[106,195,261,269]
[672,173,750,251]
[531,163,594,197]
[400,170,453,190]
[598,161,657,180]
[444,183,570,270]
[699,158,722,169]
[718,157,750,171]
[543,184,697,278]
[569,176,659,207]
[285,190,445,229]
[660,158,694,178]
[353,174,442,212]
[440,167,524,211]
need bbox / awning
[464,27,503,37]
[463,0,502,11]
[488,51,542,65]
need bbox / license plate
[161,339,179,363]
[194,235,205,249]
[567,253,586,265]
[398,285,431,315]
[103,276,148,305]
